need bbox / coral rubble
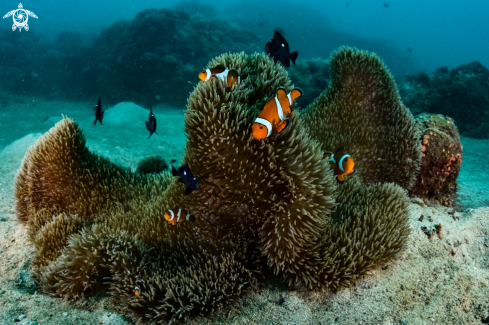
[410,113,463,206]
[400,62,489,138]
[15,48,420,323]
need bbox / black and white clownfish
[164,208,196,226]
[251,87,302,140]
[198,65,240,88]
[323,146,357,184]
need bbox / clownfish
[323,146,357,184]
[198,65,240,88]
[134,286,141,297]
[164,208,196,226]
[251,87,302,140]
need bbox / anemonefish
[198,65,240,88]
[134,286,141,297]
[164,208,196,226]
[251,87,302,140]
[323,146,357,184]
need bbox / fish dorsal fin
[334,146,345,162]
[289,88,303,104]
[211,65,226,74]
[274,30,289,50]
[227,69,240,87]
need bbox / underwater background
[0,0,489,324]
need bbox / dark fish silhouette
[265,30,298,68]
[407,47,412,53]
[145,106,158,138]
[258,22,264,26]
[172,164,200,194]
[346,2,349,7]
[259,12,263,16]
[384,3,389,7]
[93,98,104,125]
[354,25,357,30]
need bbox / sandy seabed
[1,99,489,325]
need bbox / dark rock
[401,62,489,138]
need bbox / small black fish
[258,22,264,26]
[145,106,158,138]
[172,164,200,194]
[259,12,263,16]
[384,3,389,7]
[407,47,412,53]
[346,2,349,7]
[265,30,298,68]
[93,98,104,125]
[354,25,357,30]
[170,159,177,164]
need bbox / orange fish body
[323,147,356,184]
[164,208,196,226]
[252,87,302,140]
[198,65,240,88]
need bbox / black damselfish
[265,30,298,68]
[145,106,158,138]
[93,98,104,125]
[172,164,200,194]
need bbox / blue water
[1,0,487,74]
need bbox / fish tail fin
[290,88,303,103]
[171,165,179,176]
[154,131,158,136]
[290,51,298,65]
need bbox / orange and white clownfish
[251,87,302,140]
[322,146,357,184]
[164,208,196,226]
[198,65,240,88]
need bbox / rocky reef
[410,114,463,206]
[287,58,330,108]
[400,62,489,138]
[15,48,421,323]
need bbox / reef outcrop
[287,58,330,108]
[15,48,420,323]
[400,61,489,138]
[409,113,462,206]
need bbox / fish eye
[281,43,284,47]
[193,178,196,180]
[184,171,186,175]
[260,126,263,129]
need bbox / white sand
[1,100,488,324]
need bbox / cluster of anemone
[16,47,422,323]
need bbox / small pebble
[419,215,424,222]
[62,312,68,317]
[411,197,425,207]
